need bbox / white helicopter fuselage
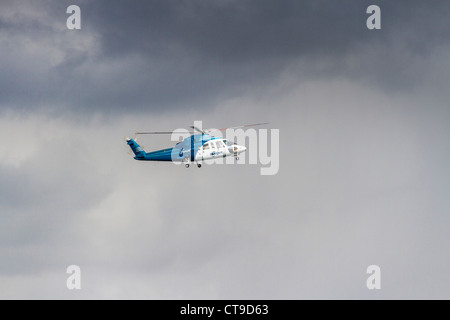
[195,138,247,161]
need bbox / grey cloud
[0,123,114,277]
[0,82,449,298]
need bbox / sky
[0,0,449,299]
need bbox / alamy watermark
[66,4,381,31]
[66,265,81,290]
[66,5,81,30]
[367,5,381,30]
[168,121,279,176]
[366,265,381,290]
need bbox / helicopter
[125,123,267,168]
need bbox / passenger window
[216,141,225,148]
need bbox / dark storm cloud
[1,0,450,114]
[88,0,449,61]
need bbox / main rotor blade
[190,126,205,133]
[214,122,269,131]
[135,123,268,136]
[135,131,195,135]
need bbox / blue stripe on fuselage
[143,148,175,161]
[133,133,214,162]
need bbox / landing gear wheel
[235,157,239,161]
[197,164,202,168]
[185,164,190,168]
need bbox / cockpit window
[223,139,234,146]
[203,142,210,150]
